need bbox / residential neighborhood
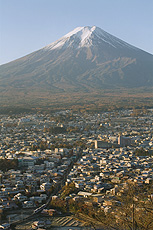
[0,108,153,229]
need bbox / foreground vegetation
[50,182,153,230]
[0,159,18,172]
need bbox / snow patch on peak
[45,26,96,50]
[44,26,137,51]
[64,26,96,46]
[64,27,85,38]
[64,26,97,38]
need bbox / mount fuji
[0,26,153,108]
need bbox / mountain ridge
[0,26,153,109]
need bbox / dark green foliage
[50,198,67,213]
[44,126,66,134]
[0,159,18,172]
[49,126,67,134]
[93,183,153,230]
[134,147,151,156]
[60,182,77,199]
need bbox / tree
[0,159,18,172]
[60,182,77,199]
[105,182,153,230]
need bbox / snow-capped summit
[45,26,96,50]
[45,26,136,50]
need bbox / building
[118,136,131,147]
[95,140,112,149]
[40,182,52,191]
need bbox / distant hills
[0,26,153,111]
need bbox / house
[0,223,10,230]
[40,194,47,200]
[41,209,56,216]
[92,194,103,203]
[23,200,35,208]
[32,220,45,229]
[78,191,92,198]
[14,193,27,202]
[30,196,44,204]
[40,182,52,191]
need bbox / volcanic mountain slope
[0,26,153,107]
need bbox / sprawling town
[0,108,153,229]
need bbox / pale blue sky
[0,0,153,65]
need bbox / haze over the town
[0,0,153,65]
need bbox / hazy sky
[0,0,153,65]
